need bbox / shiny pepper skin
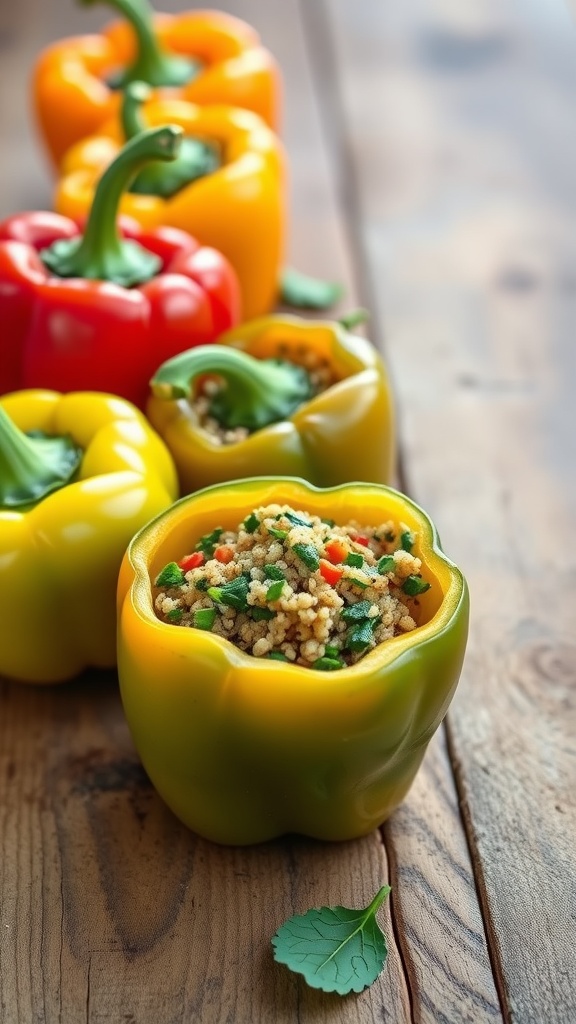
[0,389,178,684]
[33,8,281,169]
[146,315,396,494]
[55,102,285,320]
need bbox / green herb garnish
[348,576,369,589]
[155,562,185,587]
[346,619,376,653]
[292,543,320,572]
[264,564,285,581]
[267,651,289,662]
[268,526,288,541]
[324,644,340,658]
[312,657,344,671]
[402,575,431,596]
[341,601,373,622]
[250,607,276,622]
[195,577,209,591]
[266,580,285,602]
[344,552,364,568]
[195,527,224,558]
[166,608,183,623]
[400,530,414,552]
[243,512,260,534]
[193,608,217,630]
[284,511,313,528]
[271,885,391,995]
[207,575,250,611]
[377,555,396,574]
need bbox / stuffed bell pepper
[0,125,240,409]
[117,476,469,844]
[146,314,395,492]
[55,82,284,318]
[33,0,281,168]
[0,389,178,684]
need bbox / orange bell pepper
[33,0,281,169]
[55,85,284,319]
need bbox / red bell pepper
[0,125,240,409]
[178,552,204,571]
[319,559,344,586]
[325,538,349,564]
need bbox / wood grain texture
[0,674,412,1024]
[317,0,576,1020]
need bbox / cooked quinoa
[153,505,431,670]
[192,350,334,445]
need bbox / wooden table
[1,1,575,1021]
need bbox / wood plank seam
[298,2,509,1021]
[379,826,418,1024]
[444,719,513,1024]
[295,0,381,345]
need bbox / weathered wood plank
[317,0,576,1021]
[0,672,411,1024]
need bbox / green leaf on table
[280,268,343,310]
[271,885,391,995]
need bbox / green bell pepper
[117,477,469,845]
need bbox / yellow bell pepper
[33,0,281,169]
[0,390,178,684]
[55,86,284,320]
[117,477,469,845]
[146,314,395,494]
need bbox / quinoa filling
[153,505,431,670]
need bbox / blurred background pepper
[117,476,469,844]
[146,314,396,494]
[33,0,281,169]
[0,125,240,408]
[0,388,178,684]
[55,82,285,318]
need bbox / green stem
[151,346,314,431]
[0,406,82,510]
[338,308,370,331]
[121,82,221,199]
[41,125,183,287]
[363,885,391,921]
[121,80,150,140]
[79,0,198,88]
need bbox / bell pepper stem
[338,308,370,331]
[121,81,221,198]
[0,405,82,509]
[150,346,314,431]
[78,0,196,87]
[121,80,151,140]
[41,125,183,288]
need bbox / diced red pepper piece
[179,551,205,571]
[214,545,234,564]
[325,538,349,564]
[319,559,344,586]
[353,534,370,546]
